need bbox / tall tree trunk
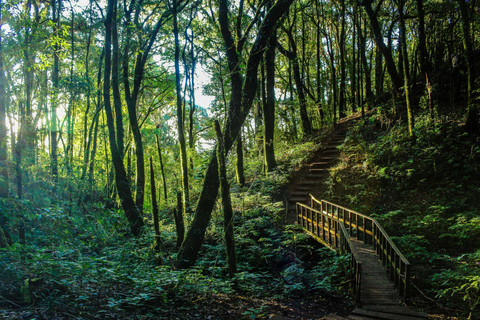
[351,7,357,113]
[50,0,60,182]
[362,0,402,94]
[174,192,185,248]
[215,120,237,276]
[399,0,415,138]
[0,1,8,198]
[338,0,347,118]
[278,29,312,136]
[188,26,197,171]
[235,132,245,186]
[173,0,189,213]
[155,132,168,201]
[358,15,372,108]
[375,44,383,96]
[315,13,324,122]
[104,0,144,236]
[264,26,277,172]
[175,0,293,268]
[150,157,161,251]
[416,0,427,87]
[112,0,124,158]
[458,0,478,135]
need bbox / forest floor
[0,124,356,319]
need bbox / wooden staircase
[286,123,428,320]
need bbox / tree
[399,0,414,138]
[264,8,278,172]
[172,0,189,213]
[214,120,236,276]
[361,0,402,94]
[103,0,144,236]
[0,0,8,198]
[457,0,478,135]
[175,0,294,269]
[278,11,312,136]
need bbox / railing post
[349,211,352,236]
[405,263,410,303]
[297,204,300,225]
[334,220,338,248]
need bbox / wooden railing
[296,201,362,302]
[297,195,411,302]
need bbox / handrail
[298,195,411,302]
[296,202,362,302]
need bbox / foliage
[0,133,351,318]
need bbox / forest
[0,0,479,318]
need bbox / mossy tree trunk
[215,120,237,276]
[0,0,8,198]
[103,0,144,236]
[457,0,478,135]
[175,0,294,269]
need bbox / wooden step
[324,315,349,320]
[289,196,308,202]
[309,168,327,173]
[299,180,318,186]
[310,161,330,167]
[323,145,339,151]
[351,307,427,320]
[294,185,311,190]
[290,190,309,196]
[323,149,340,154]
[306,173,328,179]
[361,305,428,319]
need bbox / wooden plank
[352,308,427,320]
[362,305,428,318]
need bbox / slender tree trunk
[155,133,168,201]
[173,0,189,212]
[375,44,383,96]
[104,0,144,236]
[0,2,8,198]
[351,7,357,113]
[338,0,347,118]
[88,50,104,185]
[399,0,415,138]
[215,120,236,276]
[278,29,312,136]
[416,0,427,87]
[174,192,184,248]
[358,16,372,108]
[264,26,277,172]
[315,8,324,123]
[458,0,478,135]
[362,0,402,94]
[235,132,245,186]
[150,157,161,251]
[188,28,197,170]
[112,1,124,158]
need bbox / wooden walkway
[287,123,428,320]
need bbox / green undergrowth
[325,109,480,318]
[0,130,352,319]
